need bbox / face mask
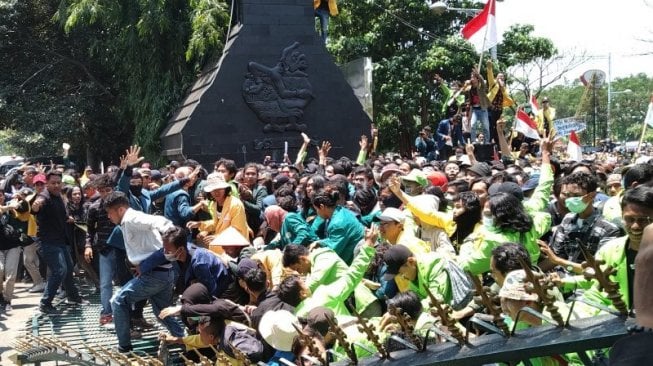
[482,215,494,228]
[445,194,455,202]
[164,249,179,262]
[565,196,589,214]
[130,184,143,196]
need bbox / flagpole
[633,94,653,163]
[476,1,492,71]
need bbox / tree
[498,24,587,101]
[55,0,231,161]
[0,0,128,164]
[327,0,478,155]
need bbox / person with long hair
[458,192,551,276]
[450,191,482,249]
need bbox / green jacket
[267,212,318,249]
[295,245,375,318]
[439,83,465,114]
[311,205,365,265]
[458,210,551,276]
[580,236,631,312]
[306,247,377,314]
[401,252,452,310]
[524,164,554,215]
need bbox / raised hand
[301,132,311,145]
[388,176,402,195]
[359,135,368,151]
[318,141,331,159]
[188,165,202,183]
[124,145,144,167]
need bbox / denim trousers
[111,269,184,349]
[39,242,79,306]
[470,107,490,142]
[315,8,330,43]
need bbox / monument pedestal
[161,0,372,165]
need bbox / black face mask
[381,193,402,209]
[130,184,143,196]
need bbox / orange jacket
[314,0,338,16]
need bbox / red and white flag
[567,130,583,162]
[529,94,540,116]
[515,109,540,140]
[645,94,653,128]
[461,0,497,53]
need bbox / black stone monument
[160,0,372,166]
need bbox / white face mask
[482,215,494,229]
[164,249,180,262]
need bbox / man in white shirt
[105,192,184,353]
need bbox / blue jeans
[470,107,490,143]
[111,269,183,349]
[315,8,330,43]
[39,243,79,306]
[99,247,131,315]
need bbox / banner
[553,118,587,137]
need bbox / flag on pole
[461,0,497,53]
[645,94,653,128]
[529,94,540,116]
[515,109,541,140]
[567,130,583,162]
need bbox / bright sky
[495,0,653,84]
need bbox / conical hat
[210,226,250,247]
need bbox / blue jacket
[311,206,365,265]
[140,244,232,298]
[437,118,465,150]
[164,190,195,227]
[118,166,186,213]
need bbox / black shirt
[35,190,69,245]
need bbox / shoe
[39,304,62,315]
[130,330,143,339]
[99,314,113,325]
[131,317,154,330]
[28,283,45,293]
[4,302,11,311]
[66,297,90,306]
[114,345,133,354]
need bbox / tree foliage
[327,0,478,154]
[542,73,653,144]
[0,0,229,165]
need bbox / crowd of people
[0,77,652,364]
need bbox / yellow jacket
[486,62,514,108]
[314,0,338,16]
[535,107,556,136]
[199,195,250,240]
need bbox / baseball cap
[427,171,448,191]
[374,207,406,224]
[488,182,524,201]
[401,169,428,187]
[383,245,413,275]
[521,178,539,193]
[305,306,335,336]
[33,173,46,185]
[467,162,492,177]
[236,258,260,279]
[499,270,538,301]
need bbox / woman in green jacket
[265,193,318,249]
[459,192,551,276]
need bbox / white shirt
[120,208,174,265]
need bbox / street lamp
[607,88,632,139]
[429,1,482,16]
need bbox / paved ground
[0,280,169,365]
[0,281,43,364]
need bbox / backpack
[221,324,265,362]
[444,260,474,310]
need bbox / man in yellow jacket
[314,0,338,43]
[486,60,513,145]
[535,97,556,137]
